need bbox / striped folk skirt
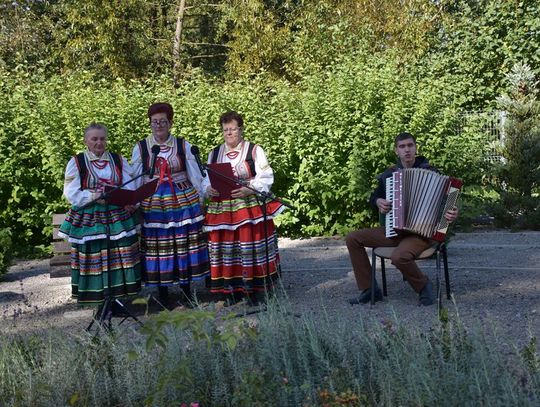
[58,204,142,305]
[140,180,209,286]
[205,195,285,294]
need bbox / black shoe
[158,286,169,303]
[419,280,435,306]
[349,287,383,305]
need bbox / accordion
[385,168,463,241]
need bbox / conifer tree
[494,62,540,227]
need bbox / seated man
[346,132,458,306]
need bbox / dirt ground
[1,230,539,350]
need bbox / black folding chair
[370,242,451,305]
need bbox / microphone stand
[202,163,294,310]
[80,167,153,334]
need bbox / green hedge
[0,54,492,265]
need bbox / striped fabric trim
[206,196,269,213]
[204,206,285,231]
[71,239,141,274]
[208,237,279,267]
[208,222,280,293]
[141,181,204,230]
[141,193,200,211]
[66,206,132,226]
[144,214,205,229]
[59,227,138,244]
[70,235,142,304]
[59,203,140,245]
[205,198,285,231]
[140,178,210,285]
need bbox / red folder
[105,178,159,206]
[208,163,240,199]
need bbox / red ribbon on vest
[156,157,178,202]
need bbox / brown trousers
[345,227,431,293]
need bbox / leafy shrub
[0,56,494,254]
[0,227,12,276]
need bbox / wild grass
[0,297,538,406]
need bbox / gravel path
[1,231,539,349]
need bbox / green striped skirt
[59,204,142,305]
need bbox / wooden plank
[53,213,67,226]
[53,240,72,254]
[50,254,71,267]
[52,227,63,240]
[50,213,71,278]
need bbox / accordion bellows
[385,168,463,241]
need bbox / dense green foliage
[1,302,539,406]
[427,0,540,109]
[1,0,539,270]
[0,57,492,255]
[2,0,539,84]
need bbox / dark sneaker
[158,286,169,303]
[349,287,383,305]
[419,280,435,306]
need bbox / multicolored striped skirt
[140,180,209,286]
[58,204,141,305]
[205,195,284,294]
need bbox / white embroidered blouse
[206,141,274,193]
[131,134,209,202]
[63,151,134,208]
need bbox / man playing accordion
[346,132,458,306]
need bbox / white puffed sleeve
[130,143,144,189]
[249,145,274,193]
[63,157,99,208]
[184,139,210,202]
[121,155,137,191]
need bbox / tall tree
[0,0,55,70]
[492,62,540,228]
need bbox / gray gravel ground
[1,230,539,350]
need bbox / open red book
[105,178,159,206]
[207,163,240,199]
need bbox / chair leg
[380,257,387,296]
[442,244,451,300]
[371,249,377,305]
[436,248,442,308]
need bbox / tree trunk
[173,0,187,85]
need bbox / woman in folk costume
[205,111,285,305]
[131,102,209,305]
[58,123,141,305]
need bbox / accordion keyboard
[385,178,398,237]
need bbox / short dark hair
[148,102,174,121]
[219,111,243,127]
[84,122,108,138]
[394,132,416,146]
